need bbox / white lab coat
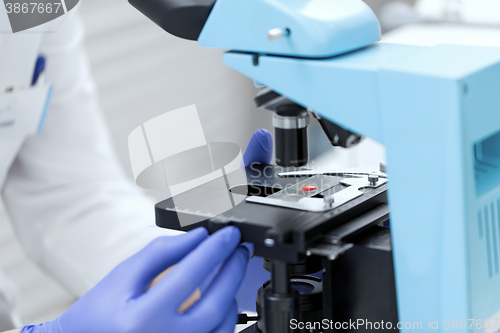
[382,0,500,47]
[0,7,180,327]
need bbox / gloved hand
[243,129,273,167]
[20,226,248,333]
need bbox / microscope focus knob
[267,28,290,41]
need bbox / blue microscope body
[131,0,500,331]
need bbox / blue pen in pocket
[31,56,46,86]
[31,55,53,132]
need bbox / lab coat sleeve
[1,10,182,296]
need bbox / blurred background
[1,0,500,327]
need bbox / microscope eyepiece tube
[273,106,309,167]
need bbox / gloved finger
[243,129,273,167]
[108,227,208,295]
[210,301,238,333]
[144,226,241,311]
[198,241,253,295]
[240,241,254,256]
[185,247,249,328]
[198,262,223,294]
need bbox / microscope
[130,0,500,332]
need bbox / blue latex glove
[21,226,248,333]
[243,129,273,167]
